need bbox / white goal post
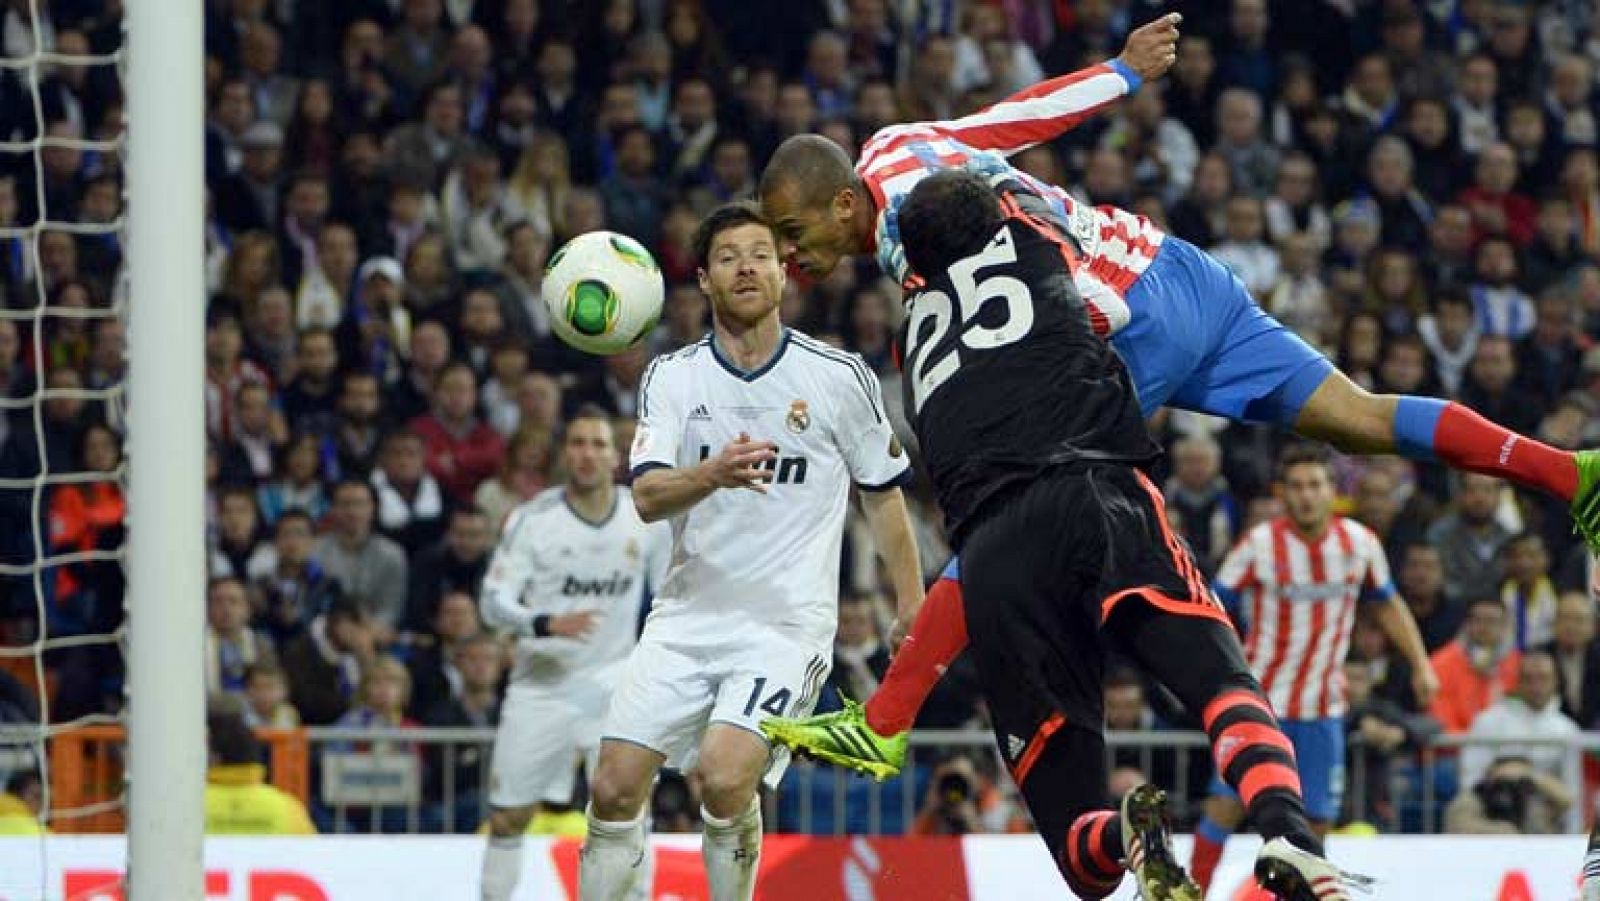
[125,0,205,898]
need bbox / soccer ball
[543,230,665,356]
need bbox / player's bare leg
[482,804,537,901]
[694,724,769,901]
[582,740,665,901]
[1291,370,1600,546]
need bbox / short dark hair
[207,712,261,766]
[898,169,1004,278]
[759,134,855,208]
[1465,595,1505,617]
[1433,284,1472,312]
[691,201,774,269]
[1276,442,1334,481]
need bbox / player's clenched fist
[1118,12,1182,82]
[698,431,778,493]
[547,609,600,639]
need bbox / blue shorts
[1112,237,1333,425]
[1208,716,1346,822]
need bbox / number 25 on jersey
[903,225,1036,414]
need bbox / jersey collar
[563,488,618,529]
[710,327,790,382]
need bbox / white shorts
[601,621,831,789]
[488,677,613,809]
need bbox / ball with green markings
[543,231,664,356]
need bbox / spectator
[210,486,269,580]
[1262,229,1333,348]
[257,433,331,528]
[825,593,890,706]
[1461,651,1580,790]
[1429,596,1523,734]
[440,145,515,274]
[489,223,551,345]
[241,661,300,729]
[281,596,377,726]
[406,589,484,719]
[1422,203,1475,291]
[1458,142,1536,248]
[204,712,316,835]
[1526,200,1582,299]
[1562,148,1600,258]
[204,309,270,443]
[383,0,450,97]
[1342,659,1436,828]
[505,133,570,243]
[252,510,338,643]
[47,422,125,634]
[370,429,448,557]
[457,288,510,378]
[296,222,359,332]
[1453,53,1500,156]
[1263,153,1330,248]
[325,372,385,482]
[217,382,286,487]
[1399,97,1465,205]
[1162,434,1240,577]
[315,480,408,637]
[279,170,332,288]
[1499,532,1558,652]
[404,506,492,634]
[1210,196,1278,297]
[204,576,277,706]
[0,771,44,834]
[1364,136,1432,253]
[409,362,505,504]
[1417,287,1480,398]
[385,80,469,190]
[1396,543,1464,655]
[1428,473,1515,602]
[1460,335,1541,436]
[599,125,670,250]
[1540,591,1600,729]
[387,318,451,425]
[215,121,284,232]
[482,342,532,436]
[284,79,343,174]
[474,426,552,530]
[1213,88,1280,198]
[1445,754,1572,835]
[278,329,339,437]
[422,630,502,825]
[1514,290,1584,412]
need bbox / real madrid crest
[624,538,640,561]
[786,399,810,434]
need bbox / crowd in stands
[2,0,1600,835]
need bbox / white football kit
[609,329,912,785]
[480,486,671,808]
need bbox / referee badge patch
[786,399,810,434]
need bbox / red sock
[864,576,967,735]
[1190,822,1226,892]
[1435,402,1577,499]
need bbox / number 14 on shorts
[742,677,792,718]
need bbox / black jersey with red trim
[895,210,1159,544]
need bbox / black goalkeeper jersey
[896,212,1159,543]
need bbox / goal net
[1,0,205,898]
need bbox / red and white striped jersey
[855,60,1165,337]
[1214,516,1397,720]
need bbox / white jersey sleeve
[479,497,549,637]
[834,356,913,490]
[630,350,688,476]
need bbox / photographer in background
[910,752,1025,835]
[1445,755,1571,834]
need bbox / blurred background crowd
[2,0,1600,837]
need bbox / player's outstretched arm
[884,13,1181,158]
[632,432,778,522]
[1374,593,1439,707]
[859,487,925,650]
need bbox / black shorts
[958,464,1232,793]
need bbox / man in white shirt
[476,406,670,901]
[579,203,923,901]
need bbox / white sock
[481,835,524,901]
[701,799,762,901]
[579,811,647,901]
[626,814,656,901]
